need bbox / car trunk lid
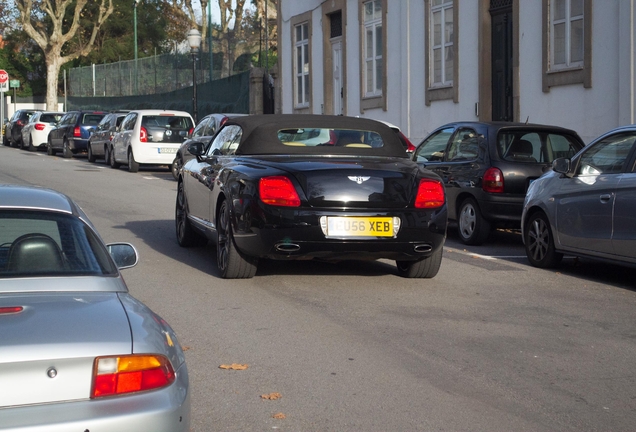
[0,292,131,407]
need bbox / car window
[498,131,581,164]
[192,117,209,137]
[81,113,105,126]
[96,115,110,131]
[414,127,454,162]
[40,113,62,123]
[207,125,243,156]
[0,210,117,278]
[59,114,72,126]
[275,128,383,148]
[121,113,137,131]
[447,128,479,161]
[576,132,636,176]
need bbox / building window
[542,0,591,92]
[363,0,383,98]
[551,0,583,69]
[430,0,453,87]
[294,22,310,107]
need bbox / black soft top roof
[225,114,408,158]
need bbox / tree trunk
[45,54,61,111]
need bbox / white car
[109,110,194,172]
[20,111,64,152]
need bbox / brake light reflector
[73,126,81,137]
[34,123,46,131]
[140,127,148,143]
[91,354,175,398]
[483,167,504,193]
[0,306,23,315]
[259,176,301,207]
[415,179,445,208]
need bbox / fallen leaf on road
[182,346,191,351]
[272,413,286,419]
[219,364,249,370]
[261,392,282,400]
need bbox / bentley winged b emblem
[348,176,371,184]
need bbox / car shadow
[122,219,401,278]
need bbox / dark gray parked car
[87,112,128,163]
[413,121,585,245]
[522,124,636,268]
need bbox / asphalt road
[1,145,635,432]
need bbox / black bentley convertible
[175,115,447,279]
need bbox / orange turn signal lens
[91,354,175,398]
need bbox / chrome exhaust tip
[414,244,433,253]
[275,243,301,252]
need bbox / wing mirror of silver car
[552,158,571,175]
[187,141,205,156]
[106,243,139,269]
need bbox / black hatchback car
[413,122,585,245]
[3,109,41,147]
[47,110,107,158]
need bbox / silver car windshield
[0,211,117,278]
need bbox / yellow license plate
[326,217,394,237]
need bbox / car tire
[87,144,96,162]
[47,138,56,156]
[524,211,563,268]
[62,139,73,158]
[457,197,491,245]
[109,146,121,169]
[217,199,258,279]
[2,134,8,146]
[128,149,139,172]
[171,154,183,181]
[27,135,37,152]
[17,135,24,149]
[396,247,443,278]
[175,181,207,247]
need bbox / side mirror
[106,243,138,269]
[552,158,571,174]
[187,141,206,156]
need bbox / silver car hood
[0,292,131,408]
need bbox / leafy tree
[15,0,114,109]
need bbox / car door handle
[600,194,612,202]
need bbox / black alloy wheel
[47,138,56,156]
[457,197,492,245]
[87,144,96,162]
[109,146,121,169]
[171,155,183,181]
[175,181,207,247]
[396,248,443,278]
[524,211,563,268]
[128,149,139,173]
[216,199,258,279]
[62,139,73,158]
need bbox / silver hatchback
[0,185,190,431]
[522,125,636,268]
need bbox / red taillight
[140,127,148,143]
[415,179,445,208]
[0,306,23,315]
[483,167,504,193]
[259,176,301,207]
[34,123,46,131]
[91,355,175,398]
[328,130,337,145]
[400,132,416,153]
[188,127,194,136]
[16,120,25,127]
[73,126,81,137]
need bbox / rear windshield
[142,115,192,130]
[497,131,581,163]
[81,113,106,126]
[277,128,385,148]
[40,114,63,123]
[0,211,117,279]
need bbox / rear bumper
[132,144,181,165]
[0,363,190,432]
[69,139,90,152]
[477,194,524,225]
